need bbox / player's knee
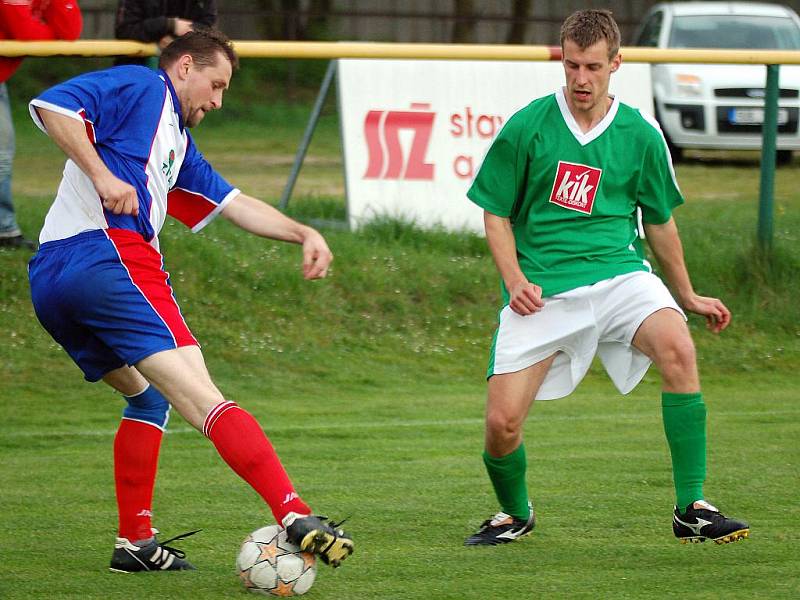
[657,336,697,379]
[123,385,170,429]
[485,408,523,441]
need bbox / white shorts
[488,271,685,400]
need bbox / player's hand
[301,230,333,280]
[682,293,731,333]
[508,279,545,316]
[94,173,139,216]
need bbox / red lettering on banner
[453,155,474,179]
[450,113,464,137]
[449,108,504,139]
[476,114,498,138]
[548,161,602,214]
[363,104,435,180]
[363,111,385,178]
[363,104,508,182]
[448,108,504,179]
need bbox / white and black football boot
[673,500,749,544]
[109,530,199,572]
[464,503,535,546]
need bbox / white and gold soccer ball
[237,525,317,597]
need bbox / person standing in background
[0,0,82,250]
[114,0,217,66]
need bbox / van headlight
[674,74,703,98]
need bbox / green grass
[1,88,799,598]
[1,376,798,598]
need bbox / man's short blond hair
[560,9,621,59]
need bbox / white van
[634,2,800,163]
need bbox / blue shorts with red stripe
[28,228,198,382]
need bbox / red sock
[114,419,162,542]
[204,401,311,523]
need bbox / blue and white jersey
[29,66,240,249]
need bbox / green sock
[483,444,530,520]
[662,392,706,510]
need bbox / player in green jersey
[464,9,749,547]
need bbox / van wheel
[655,106,683,163]
[667,138,684,163]
[776,150,793,165]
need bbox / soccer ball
[237,525,317,596]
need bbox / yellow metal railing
[2,40,800,64]
[2,39,793,247]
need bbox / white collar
[555,87,619,146]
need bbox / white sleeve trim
[190,188,241,233]
[28,99,85,134]
[639,110,681,194]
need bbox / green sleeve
[467,112,525,218]
[637,133,685,225]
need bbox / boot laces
[157,529,202,559]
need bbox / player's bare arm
[221,193,333,279]
[484,211,544,316]
[36,108,139,216]
[644,218,731,333]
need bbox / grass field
[1,82,799,598]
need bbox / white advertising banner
[337,59,653,232]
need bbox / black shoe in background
[0,234,37,251]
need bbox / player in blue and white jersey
[27,29,353,573]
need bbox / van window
[669,15,800,49]
[637,11,663,46]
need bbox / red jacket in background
[0,0,83,82]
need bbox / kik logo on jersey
[549,161,602,214]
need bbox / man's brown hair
[560,9,621,59]
[159,28,239,71]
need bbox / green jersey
[468,88,683,300]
